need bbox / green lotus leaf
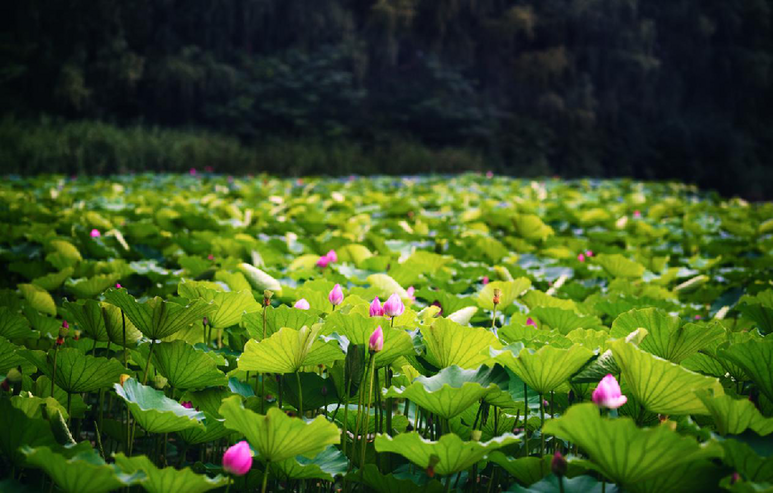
[114,378,205,434]
[477,278,532,310]
[389,250,451,287]
[0,398,59,467]
[593,254,646,278]
[446,306,478,325]
[23,446,142,493]
[237,262,282,295]
[151,341,227,390]
[513,214,554,241]
[100,302,143,347]
[103,288,216,340]
[521,290,577,311]
[718,339,773,403]
[720,438,773,483]
[239,325,344,374]
[543,403,721,485]
[610,339,724,415]
[269,446,348,481]
[366,273,410,301]
[625,460,726,493]
[348,464,445,493]
[244,305,316,341]
[528,307,603,335]
[178,281,260,328]
[0,337,34,374]
[0,307,34,340]
[63,299,110,342]
[323,312,413,368]
[374,431,519,476]
[510,474,617,493]
[384,365,500,419]
[488,453,551,486]
[737,291,773,334]
[565,328,611,351]
[46,240,82,270]
[694,390,773,436]
[421,318,502,369]
[32,267,74,291]
[21,348,126,393]
[18,283,57,316]
[65,274,121,299]
[219,396,340,463]
[113,453,228,493]
[177,412,230,444]
[491,343,593,394]
[611,308,724,363]
[34,375,89,419]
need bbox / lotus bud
[189,168,197,176]
[59,323,69,338]
[585,250,594,257]
[592,374,628,409]
[316,255,331,268]
[577,253,586,262]
[181,401,193,409]
[486,170,494,179]
[223,441,253,476]
[61,320,69,330]
[294,299,310,310]
[634,210,641,218]
[119,374,131,386]
[368,326,384,354]
[369,297,384,317]
[202,316,209,327]
[471,430,482,442]
[551,451,567,477]
[263,290,274,306]
[115,283,122,289]
[492,288,501,305]
[730,472,740,485]
[383,293,405,318]
[153,374,168,390]
[328,284,344,306]
[207,254,215,261]
[526,317,536,327]
[406,286,415,301]
[325,250,338,263]
[482,276,489,285]
[90,229,101,238]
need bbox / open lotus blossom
[294,298,310,310]
[369,297,384,317]
[222,441,253,476]
[406,286,415,301]
[383,293,405,318]
[329,284,344,306]
[368,326,384,353]
[577,253,586,262]
[90,229,101,237]
[592,374,628,409]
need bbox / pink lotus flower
[406,286,415,301]
[189,168,197,176]
[526,317,536,327]
[369,297,384,317]
[62,320,69,329]
[222,441,252,476]
[207,254,215,261]
[181,401,193,409]
[694,315,702,320]
[634,210,641,218]
[592,374,628,409]
[90,229,101,238]
[294,299,310,310]
[316,256,331,268]
[383,293,405,318]
[368,326,384,353]
[486,171,494,179]
[482,276,489,285]
[577,253,586,262]
[328,284,344,306]
[586,250,594,257]
[325,250,338,263]
[115,283,122,289]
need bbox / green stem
[385,368,393,436]
[539,393,545,456]
[523,383,529,457]
[360,354,377,472]
[296,371,303,417]
[261,464,270,493]
[121,309,127,368]
[66,392,72,425]
[51,345,59,397]
[558,476,565,493]
[342,366,352,458]
[142,339,156,385]
[492,304,498,329]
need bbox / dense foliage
[1,174,772,492]
[2,1,773,198]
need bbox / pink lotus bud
[486,171,494,179]
[294,299,310,310]
[482,276,489,285]
[90,229,101,238]
[207,254,215,261]
[383,293,405,318]
[181,401,193,409]
[592,374,628,409]
[526,317,536,327]
[368,326,384,353]
[586,250,594,257]
[551,451,567,477]
[62,320,69,329]
[577,253,586,262]
[222,441,252,476]
[407,286,415,301]
[189,168,197,176]
[369,297,384,317]
[328,284,344,306]
[634,210,641,218]
[316,255,331,268]
[325,250,338,263]
[115,283,122,289]
[694,315,702,320]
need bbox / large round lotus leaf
[64,274,121,299]
[384,365,500,419]
[477,278,531,310]
[695,390,773,436]
[114,378,205,434]
[244,305,316,341]
[348,464,445,493]
[0,307,34,340]
[624,460,726,493]
[718,438,773,483]
[18,283,57,316]
[529,307,603,335]
[510,474,618,493]
[151,341,227,390]
[374,431,519,476]
[32,267,74,291]
[219,395,340,463]
[543,403,722,485]
[611,308,725,363]
[177,413,230,444]
[269,446,348,481]
[238,325,344,374]
[113,453,228,493]
[490,343,593,395]
[593,254,646,278]
[0,399,58,467]
[420,318,502,369]
[100,302,143,347]
[22,446,142,493]
[0,336,33,374]
[21,348,126,393]
[103,288,216,340]
[63,299,110,342]
[178,281,260,329]
[323,312,413,368]
[487,453,551,486]
[718,339,773,403]
[610,339,725,415]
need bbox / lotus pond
[1,174,773,493]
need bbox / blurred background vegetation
[1,0,771,198]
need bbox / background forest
[1,0,772,198]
